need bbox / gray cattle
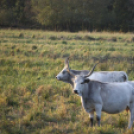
[68,64,134,129]
[56,58,128,87]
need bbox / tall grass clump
[18,32,24,38]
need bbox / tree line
[0,0,134,32]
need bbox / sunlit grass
[0,29,134,133]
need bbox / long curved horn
[84,63,99,77]
[64,57,70,68]
[67,68,75,78]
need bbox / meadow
[0,29,134,134]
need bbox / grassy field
[0,29,134,134]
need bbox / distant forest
[0,0,134,32]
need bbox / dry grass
[0,29,134,134]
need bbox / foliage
[0,0,134,31]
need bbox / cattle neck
[68,70,75,88]
[81,81,101,99]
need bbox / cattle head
[68,63,98,96]
[56,57,71,82]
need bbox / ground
[0,29,134,134]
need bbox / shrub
[49,36,57,40]
[18,33,24,38]
[62,40,67,44]
[98,63,108,71]
[32,45,37,50]
[83,35,95,40]
[108,37,117,42]
[32,34,36,38]
[108,47,115,51]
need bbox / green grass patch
[0,29,134,134]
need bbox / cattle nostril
[74,90,78,94]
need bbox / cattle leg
[128,103,134,129]
[95,104,102,127]
[89,111,94,127]
[96,115,101,126]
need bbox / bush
[62,40,67,44]
[18,33,24,38]
[108,47,115,51]
[49,36,57,40]
[32,45,37,50]
[32,34,36,38]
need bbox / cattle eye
[62,71,66,74]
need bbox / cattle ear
[81,78,90,84]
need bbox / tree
[113,0,134,31]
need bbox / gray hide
[56,58,128,87]
[69,65,134,128]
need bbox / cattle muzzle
[74,90,78,94]
[56,76,60,80]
